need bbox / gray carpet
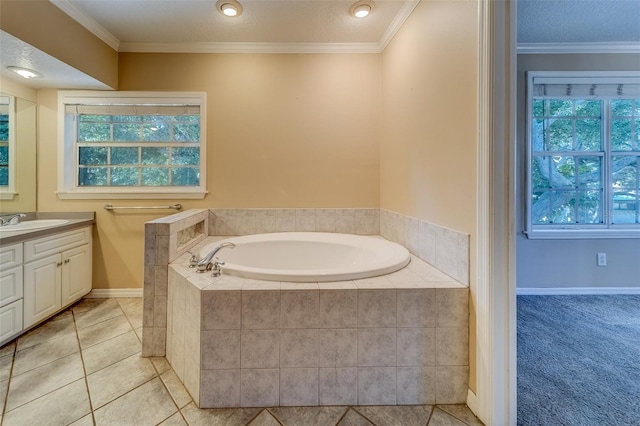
[517,295,640,426]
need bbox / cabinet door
[0,299,23,345]
[0,265,23,308]
[23,254,62,328]
[61,243,92,307]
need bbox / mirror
[0,94,12,188]
[0,91,37,212]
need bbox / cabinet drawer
[24,226,91,263]
[0,299,23,345]
[0,265,23,308]
[0,242,23,269]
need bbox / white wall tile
[280,368,319,406]
[201,330,240,370]
[357,367,396,405]
[242,291,281,329]
[319,367,357,405]
[281,290,319,329]
[319,290,357,328]
[317,329,357,368]
[397,328,435,367]
[396,289,436,328]
[358,329,396,367]
[200,369,240,408]
[240,329,280,369]
[280,329,318,368]
[241,369,279,407]
[397,367,435,405]
[358,290,396,328]
[202,291,241,330]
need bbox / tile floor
[0,298,482,426]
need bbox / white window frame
[525,71,640,239]
[0,94,17,200]
[57,90,207,200]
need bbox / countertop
[0,212,95,245]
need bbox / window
[58,91,206,199]
[526,72,640,238]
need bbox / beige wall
[380,0,478,391]
[119,53,381,208]
[0,0,118,89]
[36,53,381,290]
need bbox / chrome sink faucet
[0,213,26,227]
[196,242,236,276]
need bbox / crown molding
[517,42,640,54]
[119,42,383,54]
[50,0,120,51]
[378,0,420,51]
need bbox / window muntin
[526,73,640,238]
[58,92,206,199]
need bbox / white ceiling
[52,0,420,53]
[517,0,640,50]
[1,0,639,90]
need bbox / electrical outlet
[597,253,607,267]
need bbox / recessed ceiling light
[349,0,375,18]
[7,66,42,79]
[216,0,243,17]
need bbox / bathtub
[198,232,410,282]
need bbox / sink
[0,219,70,232]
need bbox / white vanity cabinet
[22,226,92,328]
[0,243,24,343]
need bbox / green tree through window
[527,73,640,235]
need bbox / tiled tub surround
[143,207,470,359]
[166,237,469,408]
[142,209,209,357]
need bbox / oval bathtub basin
[199,232,410,282]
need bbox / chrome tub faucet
[196,242,236,276]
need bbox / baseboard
[86,288,143,298]
[466,388,478,416]
[517,287,640,295]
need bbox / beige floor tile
[181,402,261,426]
[117,298,143,328]
[78,315,132,349]
[427,407,467,426]
[93,377,177,426]
[0,342,15,358]
[82,330,141,375]
[12,332,79,376]
[355,406,434,426]
[75,299,125,330]
[134,326,144,342]
[337,409,374,426]
[160,369,192,408]
[5,352,85,411]
[1,378,8,408]
[159,411,188,425]
[69,413,95,426]
[87,353,157,409]
[16,311,76,351]
[0,354,13,382]
[269,406,348,426]
[72,298,108,315]
[248,410,280,426]
[2,379,90,426]
[150,357,171,374]
[437,405,484,425]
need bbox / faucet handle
[187,251,199,268]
